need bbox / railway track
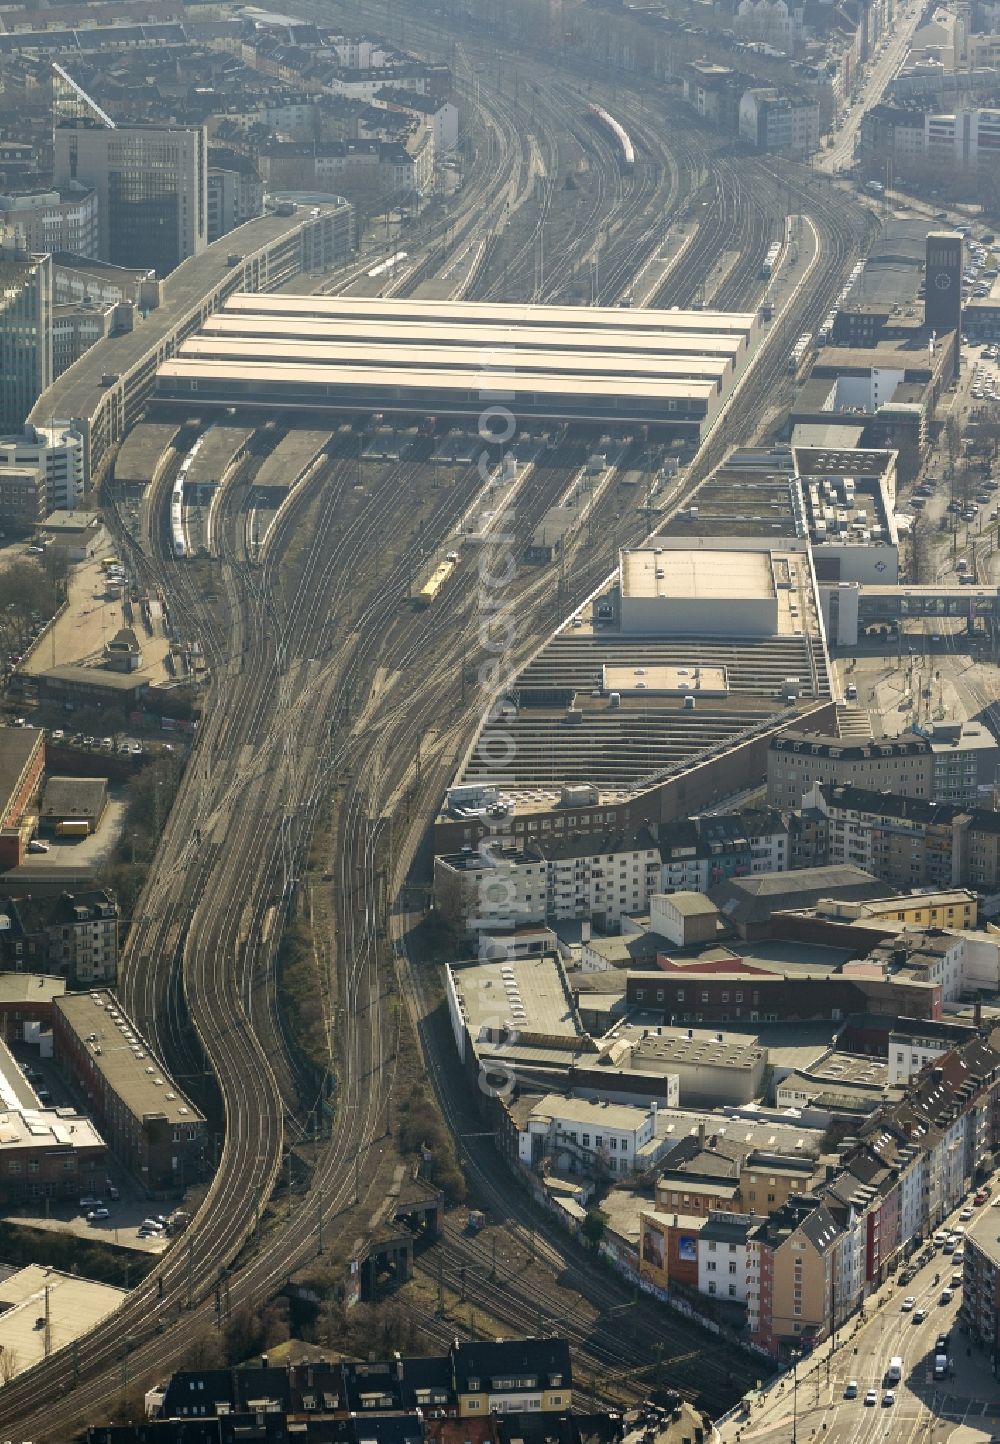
[0,16,883,1435]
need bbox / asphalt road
[720,1192,1000,1444]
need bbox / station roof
[253,429,330,491]
[177,336,732,387]
[156,294,758,426]
[200,312,748,360]
[222,292,759,336]
[183,426,253,487]
[113,423,179,484]
[157,358,719,403]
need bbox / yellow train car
[417,557,457,607]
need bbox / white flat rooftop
[602,663,729,695]
[224,292,759,336]
[621,547,776,601]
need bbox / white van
[886,1357,903,1384]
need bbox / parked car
[26,840,49,854]
[87,1208,110,1223]
[79,1196,103,1211]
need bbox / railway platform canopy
[154,295,760,437]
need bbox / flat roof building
[52,990,205,1192]
[153,294,759,438]
[26,199,355,484]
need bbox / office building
[0,248,52,434]
[54,122,207,276]
[0,423,84,511]
[0,186,98,258]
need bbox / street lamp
[791,1349,801,1444]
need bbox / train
[787,333,812,373]
[416,556,457,607]
[587,103,635,170]
[171,429,211,558]
[367,251,408,278]
[817,309,838,346]
[761,241,782,279]
[170,477,186,557]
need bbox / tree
[430,866,472,949]
[582,1208,608,1249]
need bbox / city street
[719,1193,1000,1444]
[818,0,924,176]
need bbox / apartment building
[434,828,661,935]
[433,846,548,932]
[961,1208,1000,1356]
[812,783,1000,892]
[738,87,820,155]
[660,809,790,892]
[930,722,998,806]
[739,1154,817,1214]
[0,464,46,531]
[697,1212,759,1304]
[0,888,119,985]
[887,1018,978,1085]
[747,1197,840,1355]
[53,990,205,1193]
[767,730,932,810]
[451,1338,572,1418]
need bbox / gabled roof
[453,1338,571,1392]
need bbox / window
[582,1134,590,1148]
[708,1281,717,1295]
[610,1138,618,1150]
[729,1262,737,1274]
[707,1261,717,1272]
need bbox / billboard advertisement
[640,1212,669,1289]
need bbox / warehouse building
[153,294,759,439]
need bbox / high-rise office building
[51,65,207,277]
[0,247,52,434]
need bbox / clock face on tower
[934,271,952,290]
